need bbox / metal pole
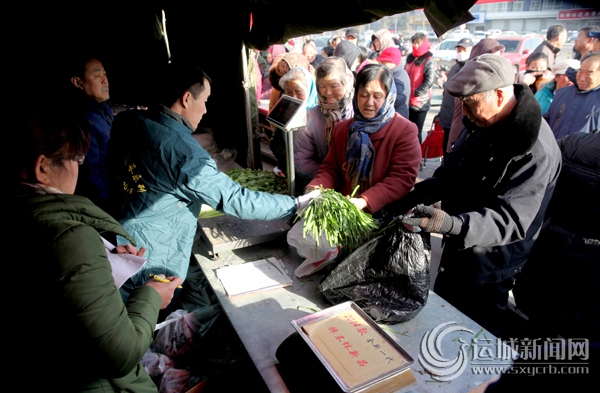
[284,128,295,196]
[241,44,256,169]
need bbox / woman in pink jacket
[306,64,421,214]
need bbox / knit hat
[333,41,362,70]
[377,47,401,65]
[456,37,474,48]
[446,54,515,97]
[551,59,580,74]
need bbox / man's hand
[296,189,321,214]
[144,275,183,309]
[400,204,460,235]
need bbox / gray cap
[456,37,474,48]
[345,28,359,39]
[446,54,515,97]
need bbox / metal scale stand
[197,95,307,258]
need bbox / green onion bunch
[296,186,378,256]
[227,168,288,194]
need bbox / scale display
[266,94,307,131]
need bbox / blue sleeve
[179,149,297,221]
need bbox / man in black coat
[394,54,562,338]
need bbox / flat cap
[446,54,515,97]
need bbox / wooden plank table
[192,235,514,393]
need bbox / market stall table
[192,235,515,393]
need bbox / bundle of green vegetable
[226,168,288,194]
[198,204,224,219]
[295,186,378,256]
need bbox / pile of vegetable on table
[199,168,288,219]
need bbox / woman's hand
[349,197,367,210]
[113,244,146,257]
[144,274,183,309]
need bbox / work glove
[400,204,461,235]
[296,189,321,215]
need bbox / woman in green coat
[10,107,182,392]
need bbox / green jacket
[13,190,161,392]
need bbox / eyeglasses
[50,154,85,165]
[459,94,477,106]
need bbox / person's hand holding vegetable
[349,197,368,210]
[296,189,321,214]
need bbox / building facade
[468,1,600,33]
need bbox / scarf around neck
[412,38,431,58]
[345,80,396,191]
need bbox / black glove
[400,204,460,235]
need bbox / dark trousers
[434,267,515,338]
[409,108,428,144]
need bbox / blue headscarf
[279,66,319,110]
[346,67,396,190]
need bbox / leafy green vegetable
[295,186,378,257]
[198,204,224,219]
[226,168,288,194]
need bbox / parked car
[431,38,460,68]
[567,31,578,43]
[472,31,488,40]
[485,29,503,37]
[495,34,544,74]
[313,35,331,52]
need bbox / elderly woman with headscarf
[268,52,315,111]
[269,66,319,179]
[305,64,421,215]
[371,29,396,57]
[294,57,356,191]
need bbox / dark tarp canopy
[245,0,477,49]
[11,1,476,167]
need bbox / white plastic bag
[287,218,339,278]
[152,310,201,359]
[141,348,175,378]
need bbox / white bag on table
[287,218,339,278]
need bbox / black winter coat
[392,85,562,283]
[513,131,600,339]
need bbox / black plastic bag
[318,218,431,324]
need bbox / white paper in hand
[101,237,147,288]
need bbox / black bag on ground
[318,218,431,324]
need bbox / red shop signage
[558,9,599,20]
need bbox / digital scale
[198,95,307,258]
